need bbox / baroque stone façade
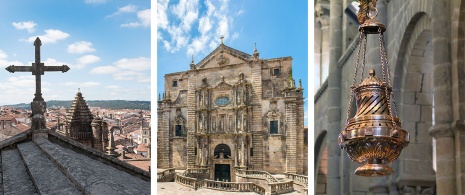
[158,41,307,180]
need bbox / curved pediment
[213,76,233,90]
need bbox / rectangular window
[272,68,280,76]
[172,80,178,87]
[270,120,278,134]
[194,147,197,155]
[175,125,182,136]
[250,148,253,156]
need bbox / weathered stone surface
[17,141,80,194]
[2,148,37,195]
[34,137,150,194]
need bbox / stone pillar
[327,0,343,194]
[250,60,264,170]
[106,128,119,157]
[430,0,456,194]
[241,136,245,167]
[187,75,197,168]
[285,98,297,174]
[321,24,330,83]
[91,117,103,152]
[101,121,109,151]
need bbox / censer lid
[359,69,383,87]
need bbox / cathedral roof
[0,130,150,194]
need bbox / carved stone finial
[253,43,259,59]
[34,37,42,47]
[78,88,81,93]
[220,36,224,44]
[190,55,196,70]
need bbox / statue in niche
[238,72,244,82]
[243,116,247,131]
[199,114,203,130]
[200,92,203,106]
[237,91,242,104]
[229,116,233,132]
[202,76,207,84]
[212,116,216,131]
[220,116,224,132]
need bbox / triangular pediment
[196,44,252,69]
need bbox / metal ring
[368,7,378,19]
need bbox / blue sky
[0,0,150,105]
[156,0,308,125]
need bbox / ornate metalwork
[338,0,409,177]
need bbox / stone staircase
[0,136,150,194]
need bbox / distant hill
[5,100,151,110]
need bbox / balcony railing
[269,180,294,194]
[175,174,201,190]
[235,169,278,183]
[202,179,266,194]
[284,172,308,187]
[157,168,175,181]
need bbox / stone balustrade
[235,168,278,183]
[182,168,210,179]
[284,172,308,187]
[174,174,201,190]
[269,180,294,194]
[157,168,175,181]
[202,179,265,194]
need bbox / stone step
[34,137,150,194]
[17,142,81,194]
[2,148,37,195]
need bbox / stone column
[327,0,343,194]
[430,0,456,194]
[321,24,330,83]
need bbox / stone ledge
[17,141,80,194]
[47,131,150,181]
[0,130,32,150]
[34,137,150,194]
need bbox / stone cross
[5,37,70,130]
[6,37,70,101]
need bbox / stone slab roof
[0,130,151,194]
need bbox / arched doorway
[214,144,232,181]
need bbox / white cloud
[43,58,69,67]
[61,81,100,87]
[157,0,169,30]
[114,57,150,71]
[121,9,151,28]
[85,0,106,4]
[89,66,120,74]
[107,4,137,18]
[75,55,100,69]
[198,16,212,35]
[0,50,8,59]
[12,21,37,33]
[105,85,120,89]
[158,0,240,57]
[67,41,96,54]
[23,29,70,44]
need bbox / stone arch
[452,0,465,120]
[214,143,231,158]
[393,13,436,189]
[314,130,327,195]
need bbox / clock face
[215,96,229,106]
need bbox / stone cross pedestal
[5,37,70,131]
